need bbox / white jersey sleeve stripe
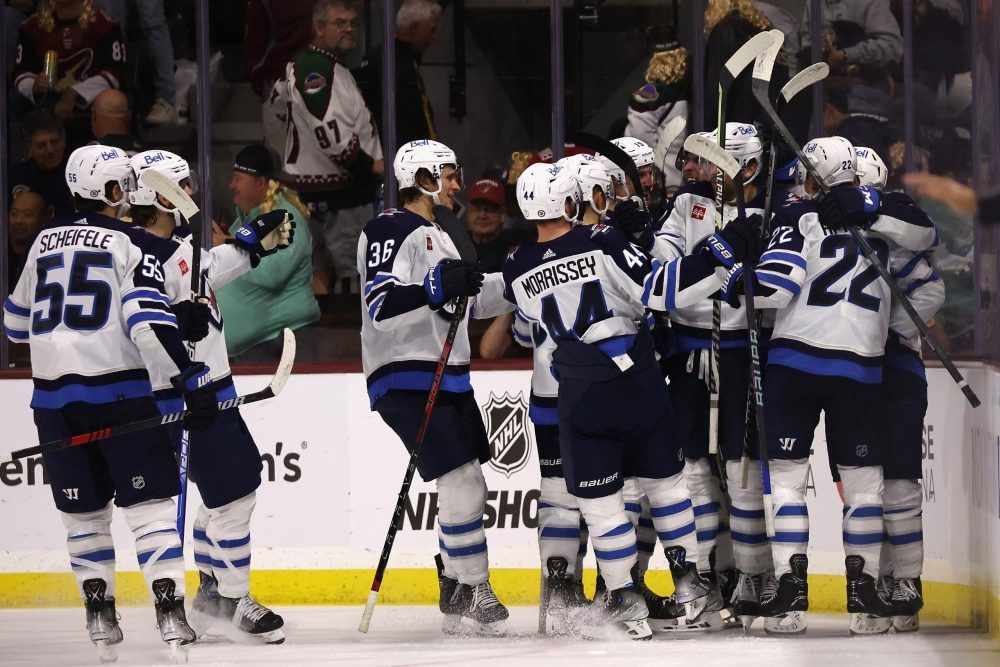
[122,289,172,306]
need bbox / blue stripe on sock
[650,499,692,518]
[657,522,696,541]
[217,534,251,549]
[696,529,718,542]
[624,502,642,514]
[594,544,638,561]
[731,530,769,544]
[68,533,97,541]
[773,531,809,543]
[600,522,634,538]
[693,502,721,517]
[440,518,484,536]
[211,555,251,569]
[194,553,212,565]
[139,528,177,540]
[776,504,808,516]
[888,531,923,546]
[843,506,883,518]
[137,546,183,565]
[885,506,919,515]
[730,507,766,519]
[843,532,884,546]
[445,542,488,558]
[192,529,212,544]
[71,548,116,564]
[540,527,580,539]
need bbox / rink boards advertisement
[1,365,998,634]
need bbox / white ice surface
[1,606,997,667]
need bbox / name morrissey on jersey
[521,255,598,298]
[38,228,113,253]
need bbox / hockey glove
[423,259,486,308]
[170,362,218,431]
[231,209,295,267]
[703,213,763,269]
[606,199,654,251]
[720,262,746,308]
[817,184,881,231]
[172,299,210,343]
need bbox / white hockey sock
[436,461,489,586]
[622,479,654,573]
[122,499,185,598]
[839,465,885,578]
[635,473,699,564]
[578,489,636,591]
[538,477,582,575]
[770,459,809,579]
[685,458,721,572]
[192,504,213,579]
[61,502,116,599]
[206,492,255,598]
[725,460,772,574]
[883,478,923,579]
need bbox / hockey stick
[738,61,830,490]
[10,329,296,461]
[653,115,688,186]
[708,30,782,460]
[684,133,776,537]
[139,169,204,545]
[359,296,470,634]
[749,77,981,409]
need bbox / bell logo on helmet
[547,165,562,177]
[100,150,120,161]
[144,152,166,165]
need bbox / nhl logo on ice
[132,476,145,490]
[482,392,532,478]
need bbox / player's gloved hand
[817,184,881,231]
[703,213,763,269]
[230,209,295,267]
[423,259,486,308]
[606,198,654,251]
[172,299,210,343]
[720,262,746,308]
[170,362,218,431]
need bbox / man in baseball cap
[464,177,533,271]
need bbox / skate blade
[94,639,118,663]
[166,639,189,664]
[255,628,286,644]
[850,613,892,635]
[738,615,756,633]
[443,616,508,638]
[893,614,919,633]
[655,611,725,635]
[762,611,807,635]
[683,596,708,622]
[582,619,652,641]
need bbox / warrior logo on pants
[481,392,532,478]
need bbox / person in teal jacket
[216,145,320,355]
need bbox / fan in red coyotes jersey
[13,1,126,116]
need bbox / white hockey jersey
[749,192,938,384]
[884,246,945,381]
[358,207,511,408]
[651,180,765,351]
[3,213,189,409]
[511,310,558,425]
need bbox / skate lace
[759,574,778,603]
[472,582,501,609]
[894,578,918,601]
[237,595,271,623]
[732,574,758,605]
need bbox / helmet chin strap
[418,179,444,206]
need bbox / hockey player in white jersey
[502,162,761,639]
[2,145,219,661]
[359,140,514,636]
[128,150,293,644]
[723,136,938,635]
[854,146,943,632]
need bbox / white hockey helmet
[516,162,580,223]
[556,154,612,216]
[393,139,459,203]
[611,136,655,169]
[854,146,888,190]
[129,150,192,213]
[65,144,133,207]
[718,122,764,183]
[593,151,629,200]
[797,136,857,193]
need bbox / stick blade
[138,169,200,221]
[724,30,781,82]
[779,62,830,103]
[683,134,741,180]
[653,116,687,176]
[751,29,785,83]
[267,328,297,397]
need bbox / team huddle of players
[359,128,939,640]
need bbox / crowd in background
[2,0,983,364]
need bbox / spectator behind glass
[245,0,318,154]
[215,144,321,356]
[274,0,384,295]
[92,0,177,125]
[7,190,50,287]
[5,1,36,77]
[355,0,442,146]
[464,178,534,272]
[823,80,896,161]
[9,110,74,217]
[799,0,903,79]
[90,88,141,154]
[12,0,127,146]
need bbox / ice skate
[846,556,893,635]
[191,571,223,620]
[445,580,510,637]
[760,556,808,635]
[891,577,923,632]
[632,565,685,621]
[218,594,286,644]
[83,579,123,663]
[732,572,762,632]
[663,546,711,621]
[539,557,588,635]
[582,586,652,641]
[152,579,196,663]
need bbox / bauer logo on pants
[482,392,532,478]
